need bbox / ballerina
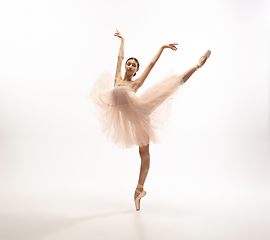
[91,29,211,211]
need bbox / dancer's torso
[114,81,137,92]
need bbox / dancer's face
[125,59,139,76]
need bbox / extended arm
[114,29,125,84]
[134,43,178,90]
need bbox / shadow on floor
[0,210,134,240]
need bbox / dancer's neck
[124,72,133,82]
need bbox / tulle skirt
[89,72,183,148]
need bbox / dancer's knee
[139,145,150,170]
[139,145,150,157]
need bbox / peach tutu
[89,72,183,148]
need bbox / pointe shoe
[134,184,147,211]
[195,50,211,70]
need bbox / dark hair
[126,57,140,76]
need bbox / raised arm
[114,29,125,84]
[133,43,178,90]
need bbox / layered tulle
[89,72,183,148]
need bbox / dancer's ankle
[194,64,201,71]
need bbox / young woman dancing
[91,29,211,211]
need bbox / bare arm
[133,43,178,91]
[114,29,125,85]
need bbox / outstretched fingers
[164,43,178,51]
[170,43,178,51]
[114,29,124,39]
[114,29,119,37]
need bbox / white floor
[1,189,270,240]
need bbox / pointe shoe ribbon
[134,184,147,211]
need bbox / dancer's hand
[162,43,178,51]
[114,29,124,40]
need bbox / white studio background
[0,0,269,209]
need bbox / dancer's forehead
[126,59,138,66]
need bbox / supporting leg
[136,144,150,189]
[134,144,150,210]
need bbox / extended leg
[181,66,197,84]
[180,50,211,84]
